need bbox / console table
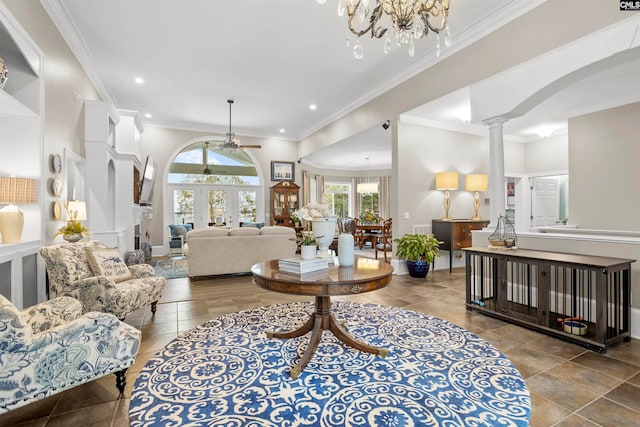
[464,247,635,352]
[432,219,489,272]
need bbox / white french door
[169,184,262,229]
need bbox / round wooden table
[251,256,393,379]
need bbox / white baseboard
[632,307,640,340]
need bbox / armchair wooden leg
[151,301,158,315]
[115,369,128,397]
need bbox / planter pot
[62,233,83,243]
[406,260,431,278]
[312,217,337,256]
[300,245,317,260]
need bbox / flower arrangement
[54,204,89,239]
[359,209,381,224]
[290,212,300,224]
[293,203,333,221]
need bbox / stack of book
[278,257,328,275]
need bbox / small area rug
[152,257,188,279]
[130,302,530,426]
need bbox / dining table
[356,223,382,249]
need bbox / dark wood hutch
[270,181,300,227]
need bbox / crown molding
[40,0,116,105]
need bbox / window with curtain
[324,182,350,218]
[360,192,379,216]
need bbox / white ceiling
[44,0,640,171]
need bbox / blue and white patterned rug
[130,302,530,426]
[152,257,188,279]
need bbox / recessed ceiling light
[144,113,152,118]
[309,104,317,111]
[134,77,144,84]
[279,128,285,133]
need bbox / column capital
[483,117,509,127]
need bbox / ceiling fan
[219,99,261,150]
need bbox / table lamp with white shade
[435,171,458,220]
[465,174,488,220]
[0,176,38,243]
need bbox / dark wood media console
[464,247,635,352]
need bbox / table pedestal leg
[267,296,388,379]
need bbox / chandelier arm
[347,1,387,39]
[418,1,449,33]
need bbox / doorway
[530,175,569,227]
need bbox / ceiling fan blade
[238,144,262,149]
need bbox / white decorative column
[485,118,507,228]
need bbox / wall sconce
[0,176,38,243]
[435,171,458,220]
[465,174,488,220]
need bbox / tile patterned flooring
[2,264,640,426]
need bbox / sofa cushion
[85,247,132,282]
[229,227,260,236]
[260,226,296,236]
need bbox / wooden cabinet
[270,181,300,228]
[464,247,634,352]
[432,219,489,272]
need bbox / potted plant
[394,234,442,278]
[291,231,320,260]
[290,212,300,227]
[54,208,89,242]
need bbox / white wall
[525,135,568,175]
[569,102,640,231]
[395,123,487,237]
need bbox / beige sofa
[184,225,297,277]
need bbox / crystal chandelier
[318,0,451,59]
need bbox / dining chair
[354,217,375,249]
[375,218,393,262]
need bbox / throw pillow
[85,247,132,282]
[169,223,193,237]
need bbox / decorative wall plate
[51,178,64,196]
[52,201,62,220]
[51,153,62,173]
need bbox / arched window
[168,141,259,184]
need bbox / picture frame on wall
[271,161,295,181]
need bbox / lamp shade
[0,176,38,243]
[214,208,224,217]
[0,177,38,204]
[357,182,379,193]
[66,200,87,221]
[435,172,458,190]
[465,174,488,192]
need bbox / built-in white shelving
[0,3,45,307]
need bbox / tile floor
[2,263,640,426]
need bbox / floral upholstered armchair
[0,294,140,413]
[39,241,165,320]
